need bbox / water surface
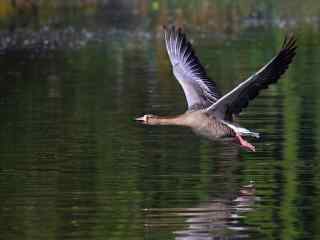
[1,2,320,240]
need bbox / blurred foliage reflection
[1,1,320,240]
[1,0,320,32]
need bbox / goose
[136,26,297,152]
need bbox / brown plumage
[136,26,297,152]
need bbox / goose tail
[221,120,260,139]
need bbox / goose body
[136,26,297,151]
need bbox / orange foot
[235,133,256,152]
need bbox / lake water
[1,2,320,240]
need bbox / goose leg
[235,133,256,152]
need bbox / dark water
[1,2,320,240]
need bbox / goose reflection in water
[144,183,258,240]
[136,26,297,151]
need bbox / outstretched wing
[164,26,222,110]
[208,35,297,119]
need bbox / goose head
[135,114,161,125]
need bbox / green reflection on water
[1,2,320,240]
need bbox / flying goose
[136,26,297,151]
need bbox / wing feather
[164,26,222,110]
[207,35,297,119]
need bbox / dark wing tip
[274,34,297,75]
[226,34,298,117]
[163,24,184,35]
[282,34,297,54]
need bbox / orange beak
[135,115,146,122]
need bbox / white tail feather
[221,120,260,139]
